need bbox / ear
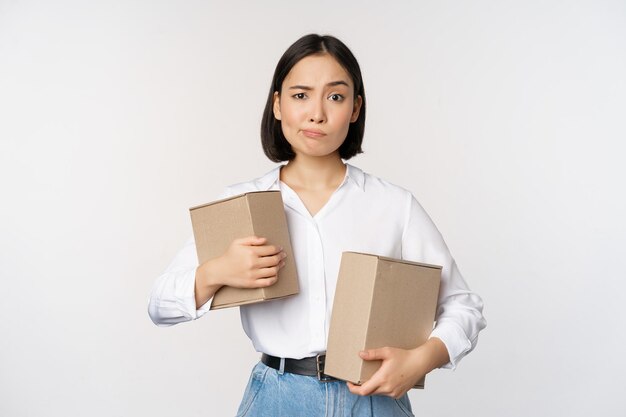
[273,91,282,121]
[350,95,363,123]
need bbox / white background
[1,1,625,416]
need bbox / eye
[328,94,344,102]
[292,93,307,99]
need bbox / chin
[300,148,341,158]
[295,143,343,157]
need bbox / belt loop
[278,357,285,375]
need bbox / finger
[346,381,366,396]
[251,275,279,288]
[348,378,379,396]
[235,236,267,246]
[252,244,283,257]
[346,382,361,395]
[359,347,389,361]
[255,252,286,268]
[252,263,284,279]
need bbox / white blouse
[148,163,486,369]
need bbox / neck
[280,152,346,190]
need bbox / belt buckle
[316,354,333,382]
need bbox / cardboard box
[324,252,441,389]
[189,191,299,310]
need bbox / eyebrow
[288,80,350,90]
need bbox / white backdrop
[1,1,625,416]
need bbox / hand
[194,236,286,308]
[210,236,286,289]
[346,346,427,399]
[346,338,450,399]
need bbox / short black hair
[261,34,366,162]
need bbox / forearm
[148,267,200,326]
[194,259,224,308]
[348,339,452,398]
[148,236,210,326]
[416,337,450,373]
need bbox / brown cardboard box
[324,252,441,389]
[189,191,299,310]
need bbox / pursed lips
[301,129,326,138]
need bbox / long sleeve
[401,193,486,369]
[147,235,210,326]
[147,188,232,326]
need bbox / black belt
[261,353,336,382]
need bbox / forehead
[283,54,353,88]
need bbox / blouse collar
[255,163,365,192]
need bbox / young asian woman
[148,33,486,417]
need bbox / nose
[308,98,326,123]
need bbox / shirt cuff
[429,320,473,370]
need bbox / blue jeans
[235,361,415,417]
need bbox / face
[273,53,362,159]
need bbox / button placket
[307,220,327,348]
[279,179,334,351]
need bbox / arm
[348,193,486,397]
[347,338,449,399]
[148,187,234,326]
[194,260,224,309]
[401,193,486,369]
[148,235,205,326]
[193,236,287,307]
[148,235,287,326]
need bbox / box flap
[342,251,442,270]
[189,190,281,212]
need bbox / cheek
[334,106,355,128]
[281,103,305,124]
[339,102,357,120]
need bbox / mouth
[301,129,327,138]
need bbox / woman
[148,33,486,416]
